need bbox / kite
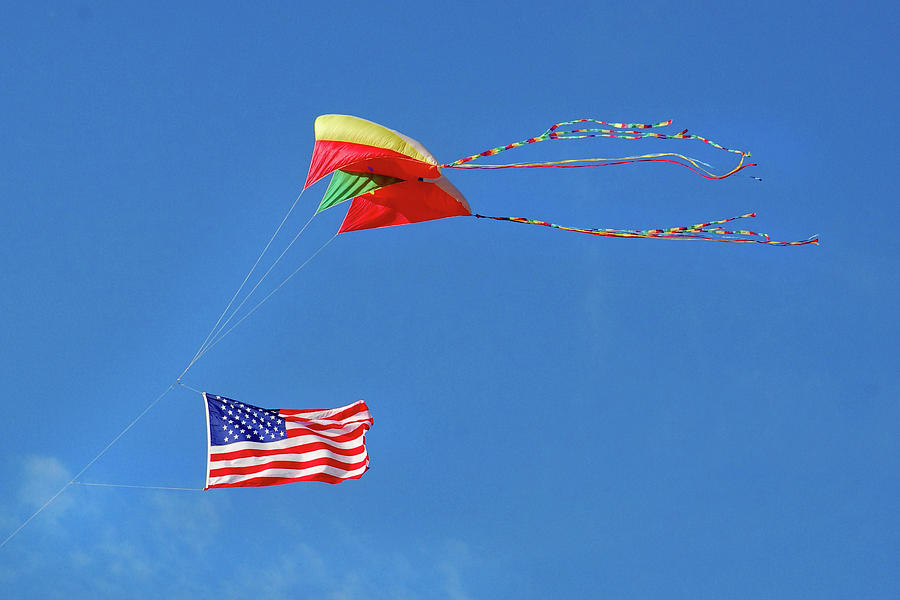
[305,114,471,234]
[305,114,817,245]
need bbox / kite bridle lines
[192,232,338,363]
[179,188,311,380]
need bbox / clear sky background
[1,2,897,598]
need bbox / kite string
[192,210,318,360]
[0,383,176,550]
[72,482,203,492]
[177,188,307,382]
[178,380,204,395]
[3,186,322,549]
[194,233,338,362]
[0,484,72,550]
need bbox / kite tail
[474,213,819,246]
[442,118,752,180]
[447,155,757,180]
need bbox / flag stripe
[286,422,369,439]
[204,428,365,454]
[207,466,369,488]
[212,462,369,482]
[281,400,370,421]
[209,455,369,478]
[209,438,366,461]
[210,453,367,476]
[207,464,368,487]
[284,419,371,433]
[204,394,372,489]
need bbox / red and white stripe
[206,400,373,489]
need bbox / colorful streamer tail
[475,213,819,246]
[443,118,754,180]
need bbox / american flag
[203,393,373,489]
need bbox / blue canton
[206,394,287,446]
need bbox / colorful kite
[305,114,817,245]
[305,114,471,233]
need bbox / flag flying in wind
[203,393,373,489]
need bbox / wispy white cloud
[1,472,479,600]
[18,455,71,506]
[11,455,76,532]
[438,539,473,600]
[147,491,223,554]
[233,527,475,600]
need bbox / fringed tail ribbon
[475,213,819,246]
[444,118,754,180]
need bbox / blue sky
[1,2,897,598]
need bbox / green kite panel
[317,170,403,213]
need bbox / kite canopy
[307,114,471,233]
